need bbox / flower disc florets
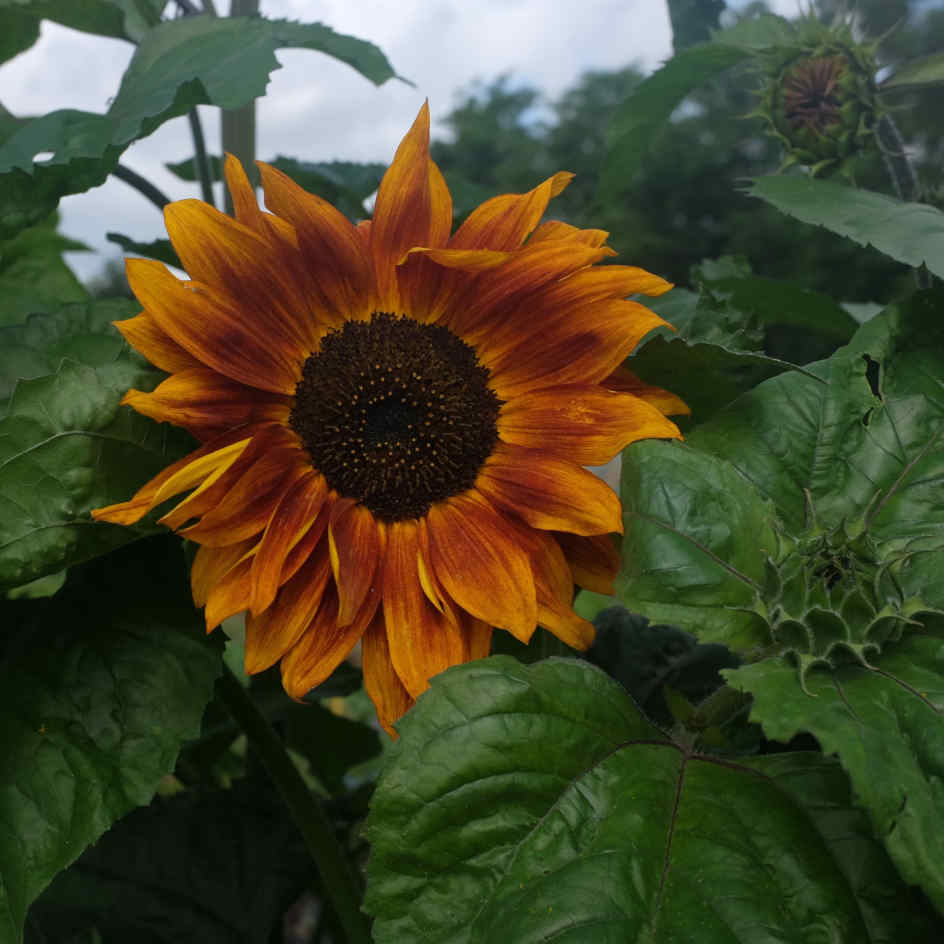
[757,19,880,176]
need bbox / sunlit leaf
[746,176,944,279]
[365,656,941,943]
[0,538,221,943]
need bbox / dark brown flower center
[782,55,845,134]
[290,312,502,521]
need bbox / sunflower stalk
[216,666,371,944]
[187,107,217,209]
[112,163,172,211]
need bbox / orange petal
[475,443,623,536]
[554,531,621,595]
[114,312,203,373]
[383,520,467,698]
[180,439,307,546]
[448,172,573,251]
[280,583,378,699]
[361,613,414,738]
[91,428,254,525]
[249,470,328,615]
[370,103,453,308]
[244,544,333,674]
[603,366,691,417]
[426,491,537,641]
[497,384,682,465]
[126,258,302,395]
[223,153,266,232]
[204,545,256,631]
[191,538,257,607]
[528,220,611,248]
[122,368,291,441]
[258,161,374,325]
[328,499,383,627]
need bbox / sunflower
[92,104,684,734]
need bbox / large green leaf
[0,0,164,42]
[0,15,396,237]
[881,50,944,90]
[0,9,39,65]
[365,656,942,943]
[746,176,944,280]
[617,440,776,652]
[0,537,222,944]
[27,780,312,944]
[0,304,194,589]
[600,13,793,200]
[726,626,944,913]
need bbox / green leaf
[0,0,164,42]
[881,50,944,90]
[746,176,944,280]
[0,307,194,588]
[365,656,942,943]
[0,15,396,238]
[617,440,777,651]
[0,217,89,328]
[0,9,39,65]
[600,13,792,201]
[0,537,221,943]
[28,780,312,943]
[106,232,181,269]
[726,626,944,913]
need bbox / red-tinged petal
[426,491,537,641]
[497,384,682,466]
[404,247,515,271]
[223,153,267,233]
[91,429,253,525]
[554,531,621,595]
[448,171,573,251]
[476,443,623,536]
[603,366,691,417]
[383,520,468,698]
[114,312,203,373]
[485,298,671,399]
[528,220,610,248]
[204,545,256,631]
[280,498,333,585]
[244,545,333,674]
[122,368,291,441]
[258,162,374,324]
[249,470,328,615]
[280,583,378,699]
[126,258,302,395]
[328,499,383,627]
[361,614,414,738]
[180,439,307,546]
[371,103,453,308]
[191,538,256,607]
[528,530,595,650]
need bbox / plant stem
[112,163,172,211]
[187,108,217,208]
[216,666,371,944]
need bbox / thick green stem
[216,667,371,944]
[221,0,259,213]
[187,108,217,208]
[112,163,172,211]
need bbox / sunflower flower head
[92,103,685,735]
[756,17,880,177]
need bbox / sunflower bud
[757,20,880,176]
[747,494,939,691]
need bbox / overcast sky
[2,0,797,281]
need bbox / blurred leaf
[881,50,944,89]
[0,0,164,42]
[746,176,944,279]
[106,232,181,269]
[667,0,725,51]
[0,307,194,588]
[0,298,135,402]
[0,9,39,65]
[617,439,776,652]
[365,656,941,943]
[0,15,396,238]
[0,538,221,944]
[0,217,89,327]
[27,779,312,944]
[727,626,944,913]
[600,13,793,200]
